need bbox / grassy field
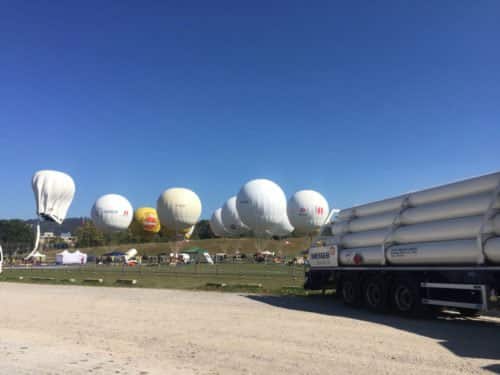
[2,237,314,294]
[0,262,309,294]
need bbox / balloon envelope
[130,207,161,236]
[161,224,195,240]
[287,190,329,234]
[185,225,195,239]
[236,179,287,236]
[157,188,202,232]
[269,214,294,237]
[91,194,133,232]
[221,196,248,236]
[32,170,75,224]
[209,208,228,237]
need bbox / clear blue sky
[1,1,499,220]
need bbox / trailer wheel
[363,276,389,312]
[392,279,422,316]
[341,276,362,307]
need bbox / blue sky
[1,1,499,220]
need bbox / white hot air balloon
[221,196,249,236]
[156,188,202,233]
[269,214,295,237]
[27,170,76,260]
[32,170,76,224]
[91,194,133,232]
[210,208,228,237]
[236,179,287,236]
[287,190,330,235]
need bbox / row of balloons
[33,170,201,239]
[209,179,330,238]
[32,171,331,241]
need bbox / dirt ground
[1,283,499,375]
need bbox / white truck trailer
[305,171,500,316]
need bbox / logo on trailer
[311,251,330,260]
[353,253,363,265]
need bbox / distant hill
[25,217,89,235]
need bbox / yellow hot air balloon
[130,207,161,238]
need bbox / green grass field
[1,236,315,294]
[0,263,308,294]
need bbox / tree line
[0,220,34,255]
[0,219,217,252]
[0,218,290,252]
[75,219,216,247]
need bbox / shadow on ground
[484,365,500,374]
[246,294,500,368]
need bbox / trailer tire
[363,276,389,312]
[391,278,423,316]
[341,276,362,307]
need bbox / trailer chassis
[305,266,500,316]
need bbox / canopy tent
[181,247,207,255]
[260,251,275,256]
[182,248,214,264]
[56,250,87,265]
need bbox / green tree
[0,220,34,255]
[75,221,105,247]
[191,220,214,240]
[105,228,138,245]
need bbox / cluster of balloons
[31,170,202,242]
[91,187,202,239]
[30,171,330,251]
[209,178,330,239]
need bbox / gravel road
[1,283,499,375]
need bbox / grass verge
[0,263,307,295]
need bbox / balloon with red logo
[287,190,329,235]
[130,207,161,238]
[91,194,133,232]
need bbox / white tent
[260,251,275,256]
[56,250,87,265]
[31,251,46,261]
